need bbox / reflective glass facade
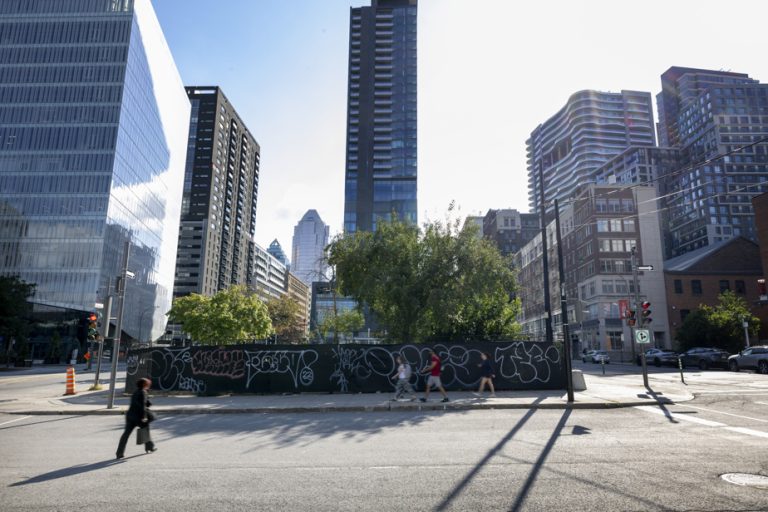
[344,0,417,233]
[0,0,190,342]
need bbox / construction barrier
[64,365,76,395]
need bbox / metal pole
[90,293,112,391]
[742,316,750,348]
[537,161,553,343]
[108,240,130,409]
[554,199,574,402]
[632,247,649,388]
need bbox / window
[623,219,635,232]
[610,219,622,232]
[608,331,623,350]
[601,280,614,294]
[691,280,702,295]
[674,279,683,294]
[597,220,609,232]
[735,280,746,294]
[719,280,730,293]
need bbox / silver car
[590,350,610,364]
[728,346,768,374]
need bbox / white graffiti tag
[244,350,319,388]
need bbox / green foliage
[675,291,760,353]
[328,215,521,343]
[168,285,273,345]
[0,275,35,363]
[266,295,306,344]
[317,308,365,343]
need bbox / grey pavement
[0,363,694,416]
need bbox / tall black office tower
[343,0,417,233]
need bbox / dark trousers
[116,419,154,457]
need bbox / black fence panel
[126,341,564,395]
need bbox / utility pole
[554,199,574,402]
[108,240,130,409]
[631,246,649,388]
[537,161,553,343]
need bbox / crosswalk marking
[635,406,768,439]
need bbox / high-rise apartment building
[655,67,768,257]
[527,90,656,214]
[291,209,329,286]
[0,0,190,343]
[343,0,417,233]
[173,87,260,298]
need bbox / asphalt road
[3,395,768,511]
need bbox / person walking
[475,352,496,397]
[420,349,449,403]
[391,354,416,401]
[116,377,156,459]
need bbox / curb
[4,398,674,416]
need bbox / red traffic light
[88,313,97,322]
[641,301,651,310]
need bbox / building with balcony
[655,67,768,257]
[0,0,190,347]
[173,86,260,300]
[527,90,656,216]
[343,0,417,233]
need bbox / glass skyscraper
[343,0,417,233]
[0,0,190,342]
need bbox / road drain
[721,473,768,489]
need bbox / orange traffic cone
[64,366,76,395]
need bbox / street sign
[635,329,651,344]
[637,265,654,271]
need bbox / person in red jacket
[420,349,449,403]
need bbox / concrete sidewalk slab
[1,372,694,416]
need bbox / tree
[327,214,521,343]
[168,285,273,345]
[266,295,306,344]
[317,309,365,343]
[0,275,35,366]
[675,291,760,353]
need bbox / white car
[583,350,610,364]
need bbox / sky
[153,0,768,256]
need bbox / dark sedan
[678,347,730,370]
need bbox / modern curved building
[0,0,190,344]
[527,90,656,214]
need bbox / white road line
[755,402,768,406]
[635,406,726,427]
[724,427,768,439]
[0,415,31,427]
[677,404,768,424]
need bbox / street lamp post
[108,240,131,409]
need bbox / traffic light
[87,312,99,341]
[641,301,652,324]
[759,279,767,299]
[627,310,636,327]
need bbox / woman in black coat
[116,377,156,459]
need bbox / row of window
[673,278,746,295]
[0,104,120,125]
[0,153,114,172]
[0,173,110,195]
[596,218,635,233]
[0,84,122,104]
[0,44,127,66]
[0,19,131,45]
[0,218,104,239]
[0,64,125,85]
[598,239,637,253]
[594,198,635,213]
[0,0,131,15]
[0,126,117,151]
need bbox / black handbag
[146,410,156,423]
[136,425,151,445]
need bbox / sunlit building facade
[0,0,190,343]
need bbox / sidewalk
[1,372,694,416]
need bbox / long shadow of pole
[509,408,572,512]
[434,399,545,512]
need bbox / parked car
[581,350,611,364]
[678,347,730,370]
[728,346,768,374]
[636,348,679,367]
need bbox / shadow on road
[434,397,545,511]
[645,387,678,424]
[150,408,445,450]
[9,457,133,486]
[508,408,572,512]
